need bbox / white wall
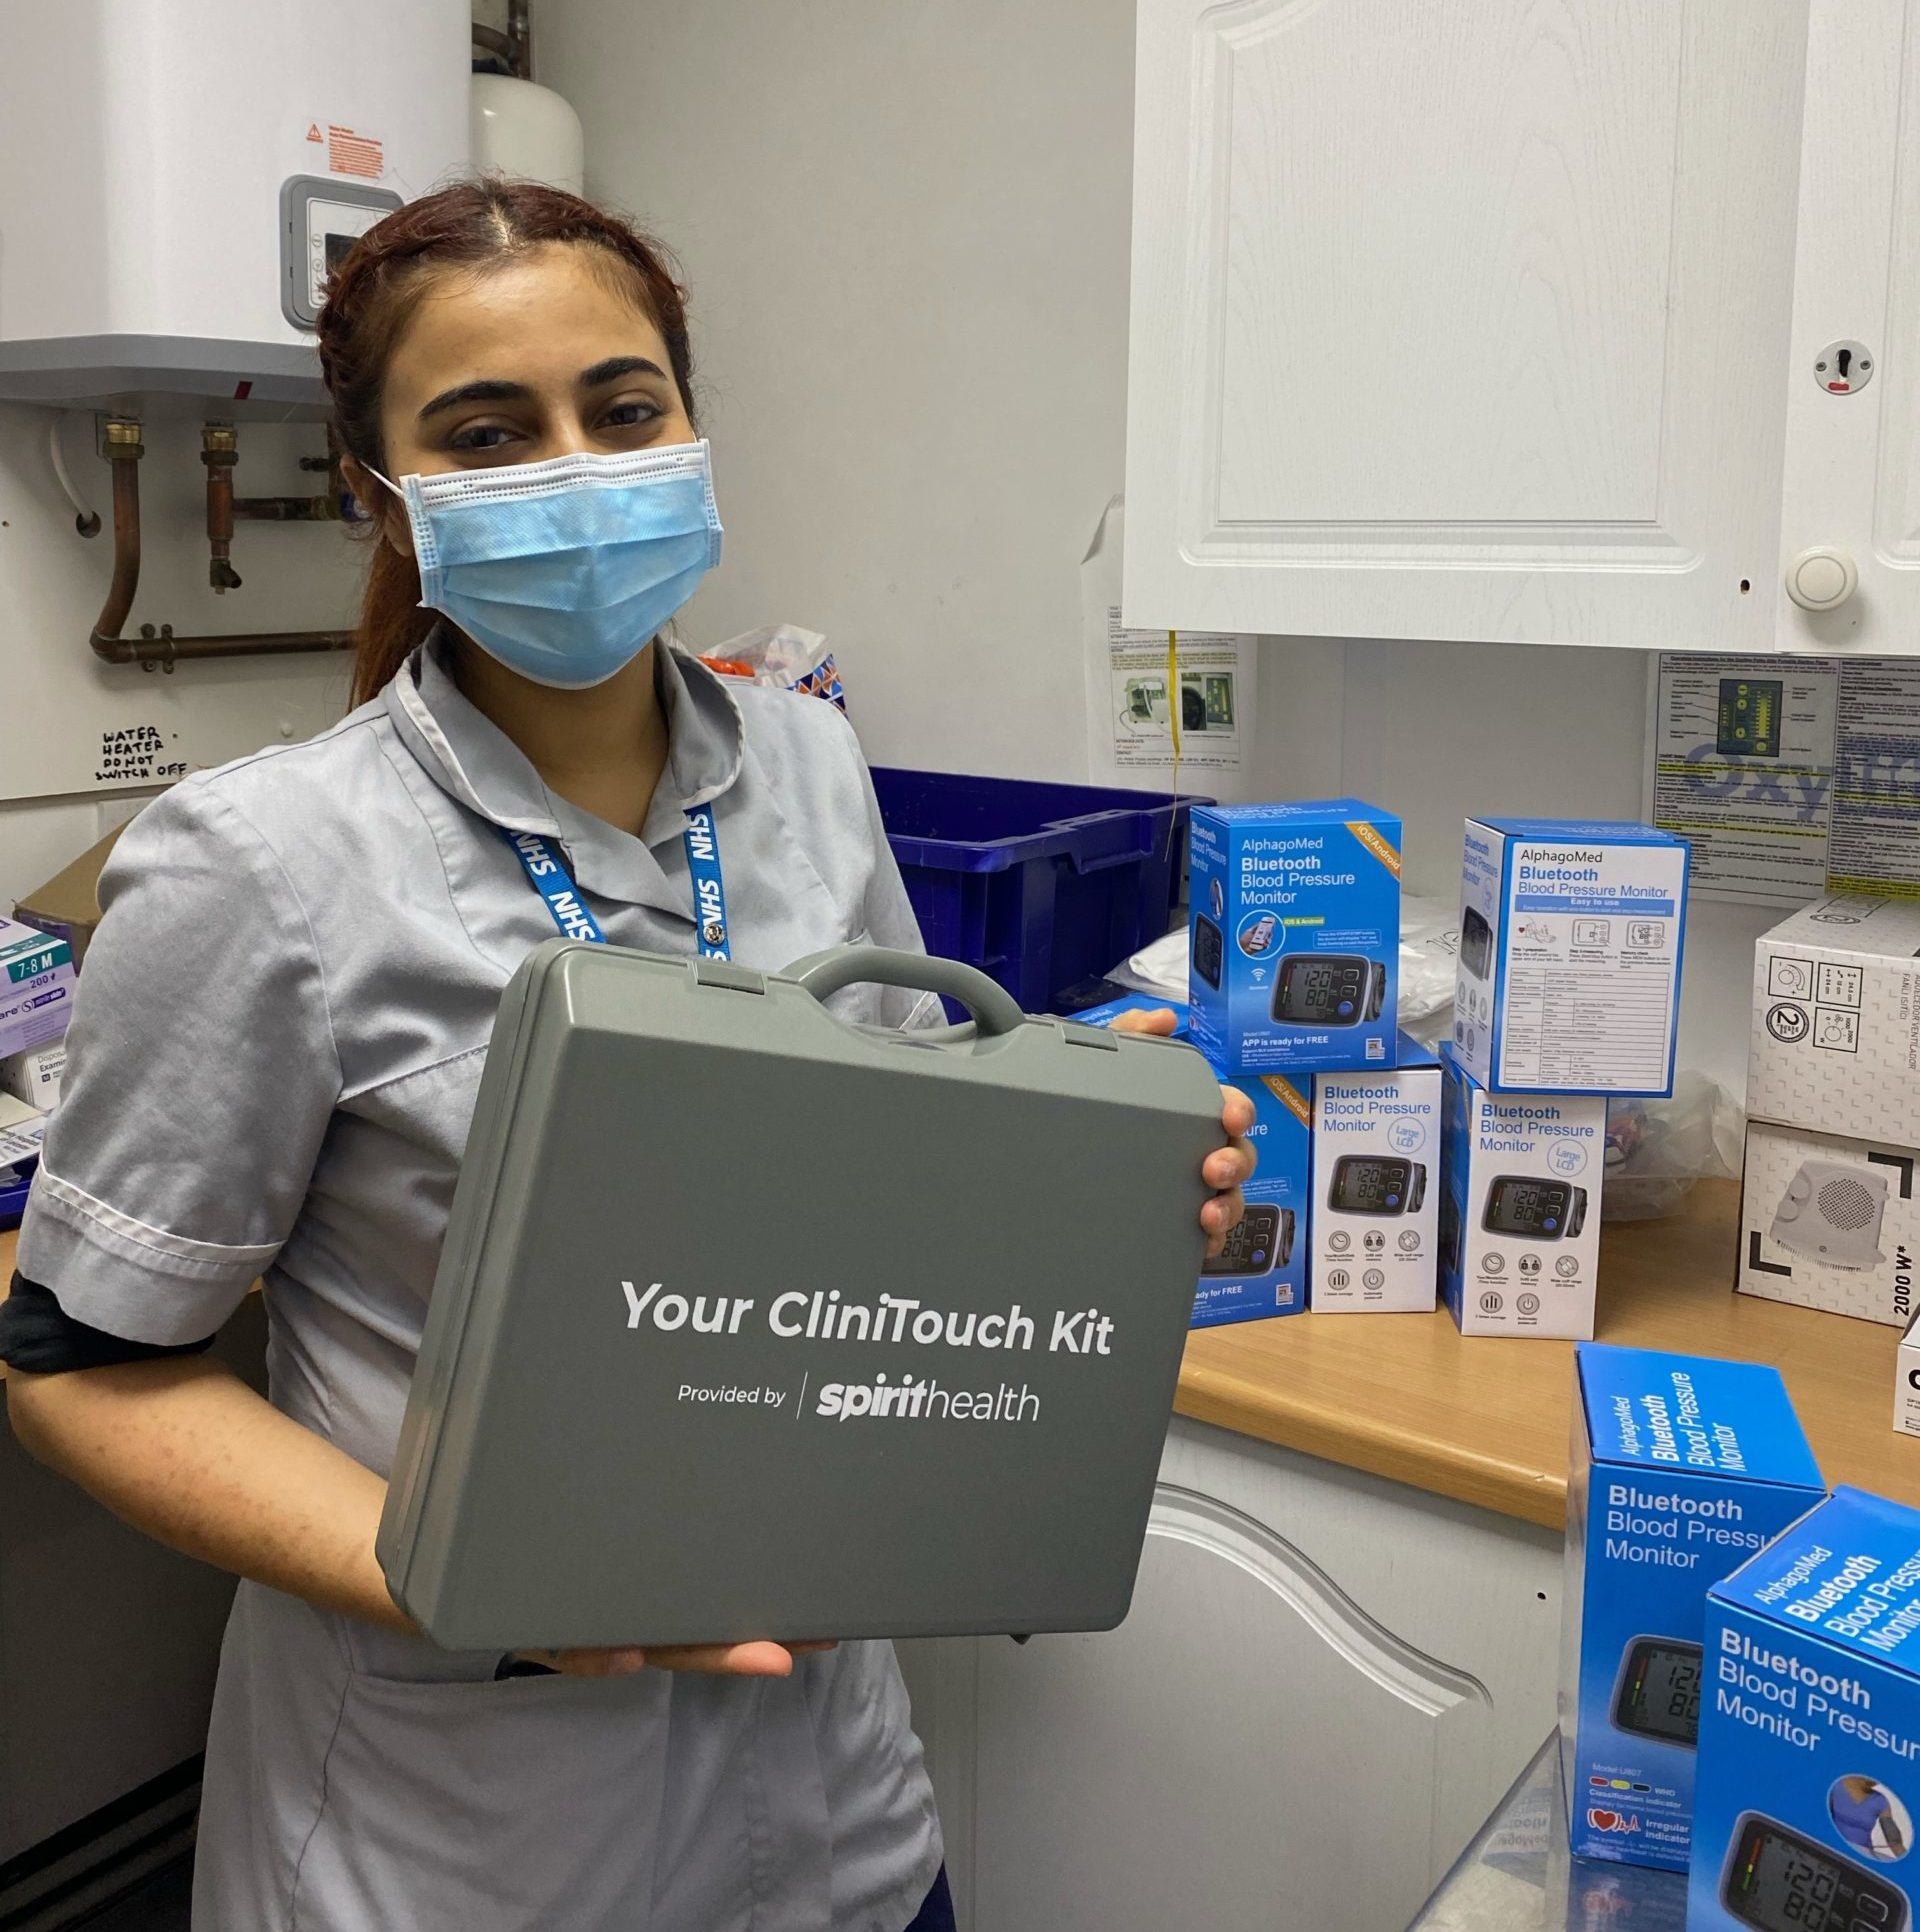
[543,0,1761,1095]
[0,405,358,911]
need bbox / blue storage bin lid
[869,768,1200,875]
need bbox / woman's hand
[1105,1007,1256,1256]
[514,1640,839,1678]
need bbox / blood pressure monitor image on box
[1482,1175,1587,1240]
[1201,1203,1293,1277]
[1327,1155,1426,1216]
[1612,1636,1702,1749]
[1192,915,1224,992]
[1460,906,1493,982]
[1270,954,1385,1029]
[1721,1813,1909,1932]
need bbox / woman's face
[361,241,696,549]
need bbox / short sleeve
[17,781,342,1346]
[850,752,945,1030]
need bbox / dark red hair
[316,179,696,707]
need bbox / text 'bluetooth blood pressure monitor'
[1691,1487,1920,1930]
[1187,799,1400,1075]
[1565,1345,1823,1879]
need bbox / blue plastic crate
[869,768,1207,1015]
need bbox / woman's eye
[603,400,662,429]
[449,423,515,452]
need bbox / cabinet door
[1125,0,1809,649]
[910,1420,1561,1932]
[1777,0,1920,651]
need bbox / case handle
[783,946,1027,1038]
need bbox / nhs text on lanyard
[499,807,731,960]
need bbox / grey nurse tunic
[17,637,945,1931]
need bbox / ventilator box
[1453,818,1688,1099]
[1186,799,1400,1076]
[1438,1044,1605,1339]
[1310,1036,1441,1314]
[1738,1120,1920,1329]
[1562,1344,1824,1874]
[1689,1488,1920,1932]
[380,941,1226,1652]
[1749,895,1920,1147]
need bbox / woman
[1,182,1253,1930]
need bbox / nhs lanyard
[498,806,731,960]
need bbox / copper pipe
[232,494,339,521]
[90,424,354,672]
[474,6,533,78]
[203,424,240,590]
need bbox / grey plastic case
[378,941,1223,1652]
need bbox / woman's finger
[1203,1187,1247,1246]
[1106,1006,1180,1037]
[1204,1135,1255,1190]
[1219,1084,1255,1139]
[639,1641,798,1677]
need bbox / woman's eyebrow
[417,378,529,421]
[579,355,666,387]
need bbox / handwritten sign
[95,724,188,786]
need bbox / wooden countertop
[9,1186,1915,1532]
[1176,1179,1918,1530]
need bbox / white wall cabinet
[1126,0,1920,654]
[897,1416,1560,1932]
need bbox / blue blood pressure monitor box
[1691,1488,1920,1932]
[1078,996,1310,1328]
[1454,817,1688,1098]
[1565,1345,1824,1875]
[1192,1071,1312,1327]
[1188,800,1401,1075]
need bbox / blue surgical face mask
[372,441,723,689]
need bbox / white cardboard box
[1452,816,1687,1098]
[1748,894,1920,1144]
[0,1091,47,1170]
[0,916,74,1061]
[1896,1310,1920,1435]
[1738,1118,1919,1328]
[1438,1044,1606,1338]
[0,1038,64,1111]
[1310,1035,1441,1313]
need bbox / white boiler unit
[0,0,471,410]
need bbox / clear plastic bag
[701,624,846,709]
[1603,1074,1744,1222]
